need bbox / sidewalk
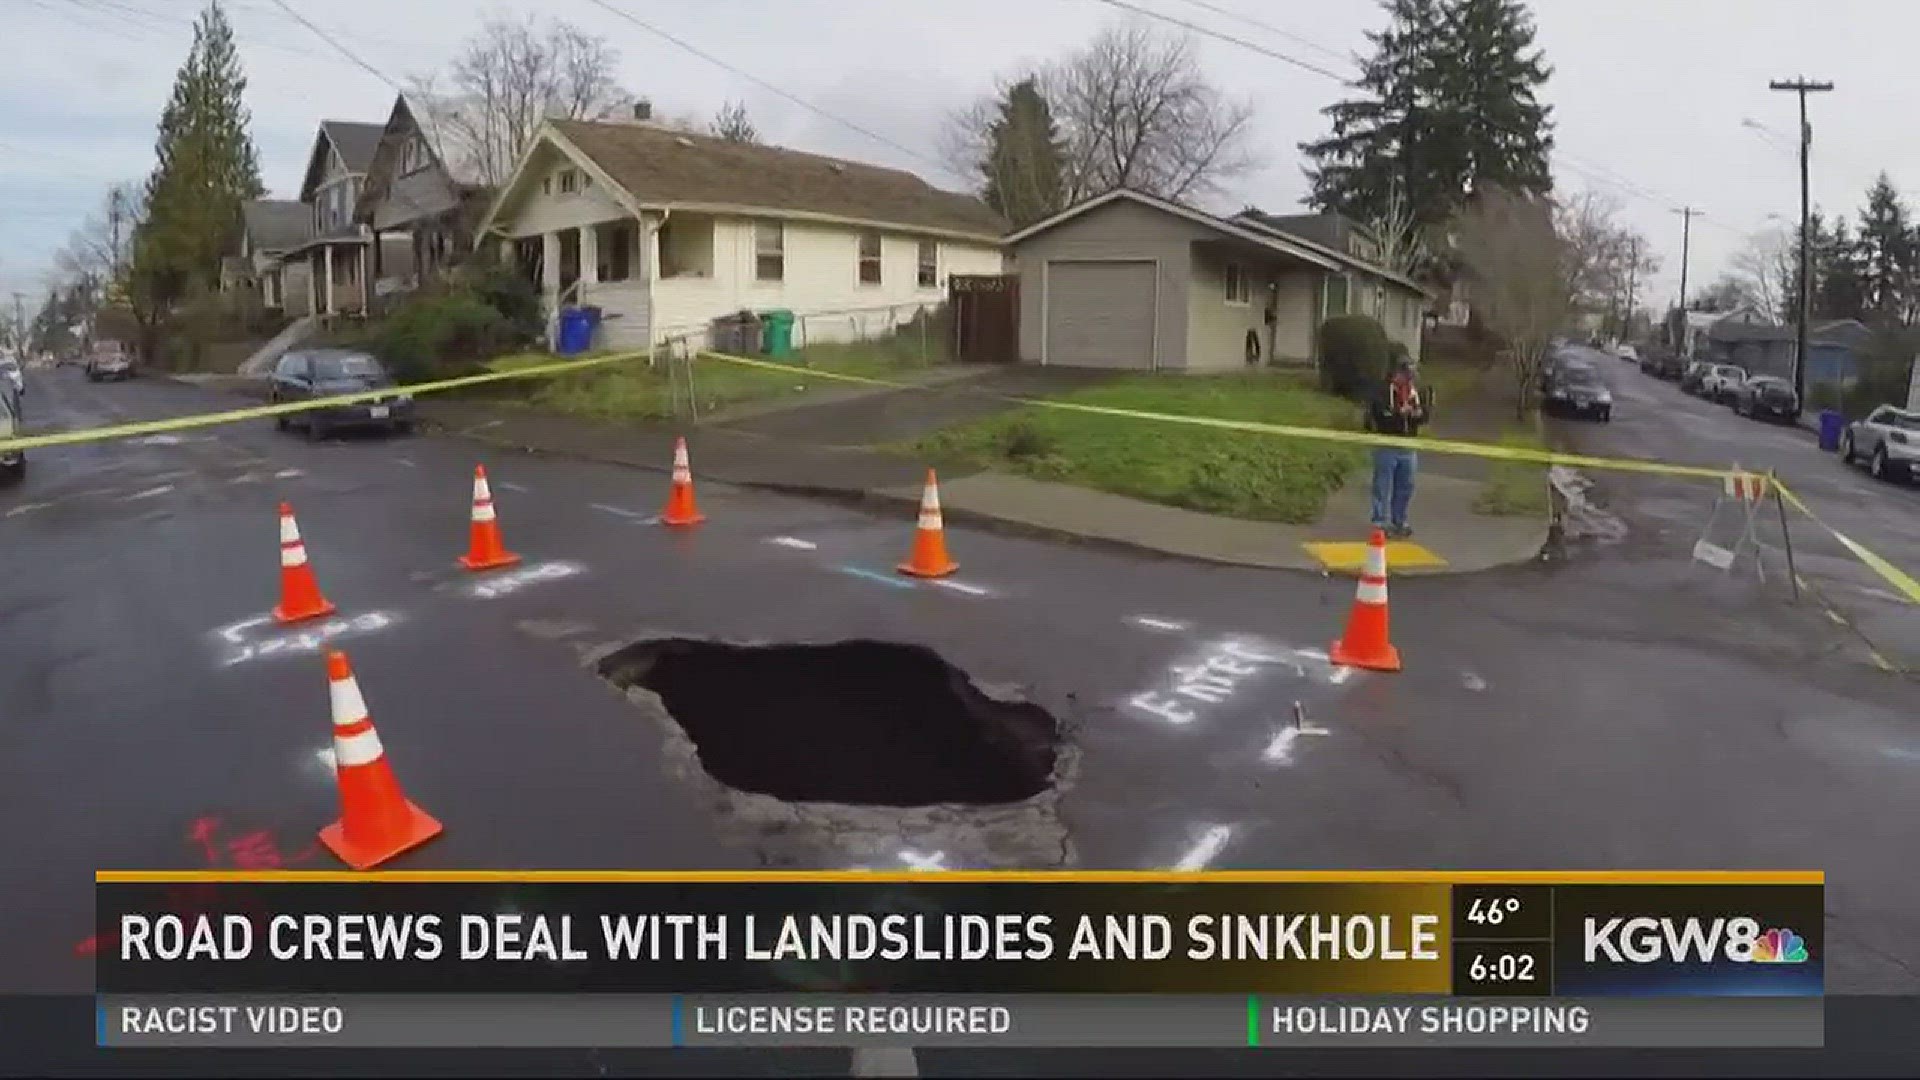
[420,376,1548,575]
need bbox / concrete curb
[426,417,1552,577]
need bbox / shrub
[372,292,513,382]
[1000,420,1059,461]
[454,263,544,346]
[1319,314,1391,399]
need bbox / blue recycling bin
[556,306,599,356]
[1818,409,1846,452]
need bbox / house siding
[1271,270,1319,364]
[1010,199,1198,367]
[1186,247,1274,372]
[371,160,462,233]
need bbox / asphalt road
[3,363,1917,1075]
[1558,345,1920,668]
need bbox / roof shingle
[241,199,311,252]
[322,120,386,173]
[548,119,1006,239]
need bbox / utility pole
[1624,236,1640,340]
[108,188,125,280]
[1771,77,1834,406]
[1672,207,1702,352]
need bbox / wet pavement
[3,365,1916,1037]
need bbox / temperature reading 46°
[1466,897,1522,926]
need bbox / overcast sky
[1,0,1913,311]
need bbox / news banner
[94,871,1824,1050]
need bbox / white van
[0,387,23,480]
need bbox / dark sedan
[1544,368,1613,421]
[1730,376,1800,422]
[270,349,415,439]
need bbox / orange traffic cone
[1329,528,1401,672]
[660,437,705,526]
[898,469,959,578]
[273,502,337,625]
[457,465,521,571]
[318,650,443,870]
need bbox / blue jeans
[1370,448,1417,529]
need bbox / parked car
[0,386,23,480]
[270,348,415,439]
[0,355,21,399]
[1613,342,1640,362]
[1544,365,1613,421]
[1730,375,1800,421]
[1839,405,1920,482]
[1700,364,1747,402]
[86,341,134,381]
[1680,360,1713,394]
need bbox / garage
[1044,260,1156,369]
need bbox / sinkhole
[597,638,1060,806]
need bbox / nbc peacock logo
[1749,927,1809,964]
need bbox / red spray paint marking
[75,815,323,957]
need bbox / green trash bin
[760,309,796,358]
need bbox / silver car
[1701,364,1747,403]
[1840,405,1920,482]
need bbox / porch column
[540,232,560,293]
[580,224,600,289]
[320,250,335,315]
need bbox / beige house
[1003,189,1428,371]
[238,200,313,316]
[354,93,493,299]
[278,120,411,318]
[474,110,1008,350]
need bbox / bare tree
[57,182,142,288]
[1554,190,1631,316]
[406,15,629,188]
[945,21,1256,204]
[1367,177,1426,277]
[1730,226,1791,321]
[1451,186,1574,416]
[710,100,758,144]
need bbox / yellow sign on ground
[1303,540,1450,573]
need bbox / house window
[596,221,635,282]
[559,169,579,194]
[542,177,552,196]
[916,240,938,288]
[1224,262,1250,305]
[1324,274,1349,317]
[756,221,785,282]
[858,230,882,285]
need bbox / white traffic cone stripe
[1356,579,1390,605]
[329,676,370,730]
[281,542,307,568]
[673,465,692,483]
[280,513,301,544]
[1365,542,1388,578]
[473,474,493,502]
[918,509,943,530]
[472,500,497,522]
[333,727,386,768]
[921,484,941,512]
[673,442,691,468]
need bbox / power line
[1091,0,1352,81]
[581,0,937,168]
[1169,0,1354,66]
[262,0,403,91]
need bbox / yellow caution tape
[1774,482,1920,604]
[0,350,647,454]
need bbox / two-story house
[278,120,411,318]
[473,109,1008,350]
[354,93,491,299]
[237,199,313,316]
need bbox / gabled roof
[1810,318,1873,347]
[241,199,311,252]
[297,120,387,202]
[1006,188,1427,294]
[356,94,490,224]
[481,119,1007,242]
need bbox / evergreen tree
[1303,0,1552,238]
[1816,218,1867,323]
[980,77,1065,228]
[139,0,263,299]
[1855,173,1914,325]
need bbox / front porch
[286,235,371,319]
[498,209,688,351]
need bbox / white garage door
[1045,260,1156,369]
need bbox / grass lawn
[476,335,944,420]
[1473,423,1552,517]
[912,372,1367,524]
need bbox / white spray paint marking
[4,501,53,518]
[393,456,417,468]
[1263,722,1332,764]
[311,747,337,774]
[1129,616,1189,632]
[1173,825,1233,870]
[469,561,585,600]
[274,468,303,479]
[497,481,530,493]
[1883,747,1920,763]
[213,614,274,645]
[464,419,505,434]
[591,503,655,522]
[928,579,991,597]
[1126,639,1303,725]
[132,434,184,446]
[898,849,948,871]
[1462,672,1487,692]
[767,536,819,550]
[120,485,173,501]
[220,611,396,667]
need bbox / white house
[473,110,1009,351]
